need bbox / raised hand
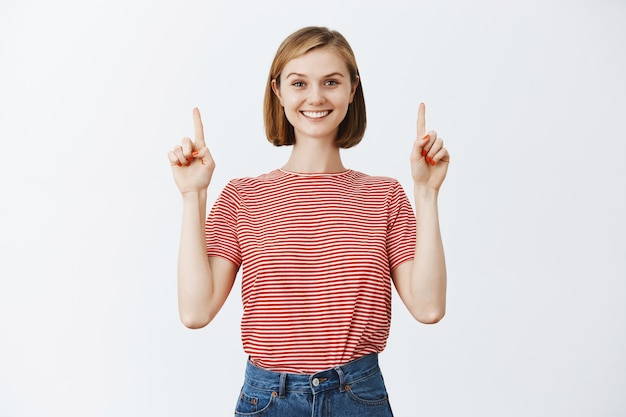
[168,108,215,195]
[410,103,450,190]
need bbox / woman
[168,26,449,417]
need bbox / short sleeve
[386,180,417,270]
[205,180,242,266]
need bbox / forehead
[282,47,349,78]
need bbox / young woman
[168,26,449,417]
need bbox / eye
[324,80,338,86]
[292,81,305,87]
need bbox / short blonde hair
[264,26,366,148]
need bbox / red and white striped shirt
[206,169,416,373]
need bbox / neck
[282,140,346,174]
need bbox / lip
[300,110,332,119]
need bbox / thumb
[193,147,214,166]
[411,135,430,161]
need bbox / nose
[307,85,326,106]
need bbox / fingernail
[186,157,193,162]
[177,162,182,167]
[422,134,430,140]
[430,160,436,166]
[426,156,432,163]
[192,151,199,157]
[421,149,427,157]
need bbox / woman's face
[272,47,358,144]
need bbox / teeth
[302,111,330,119]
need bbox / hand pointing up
[410,103,450,191]
[168,108,216,195]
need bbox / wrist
[181,189,207,202]
[413,184,439,200]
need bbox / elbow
[179,311,212,329]
[413,307,445,325]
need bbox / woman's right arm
[168,108,239,329]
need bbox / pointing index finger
[417,102,426,138]
[193,107,205,148]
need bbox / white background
[1,0,625,416]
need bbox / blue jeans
[234,353,394,417]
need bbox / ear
[349,75,359,103]
[271,79,284,106]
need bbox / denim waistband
[243,353,381,396]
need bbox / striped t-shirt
[206,169,416,373]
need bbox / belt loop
[279,373,287,398]
[334,365,347,392]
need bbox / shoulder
[349,170,403,190]
[226,169,284,188]
[349,171,411,208]
[221,170,288,201]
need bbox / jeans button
[312,377,320,387]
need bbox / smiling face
[272,47,358,145]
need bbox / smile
[301,110,331,119]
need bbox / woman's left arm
[392,102,450,324]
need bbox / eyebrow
[284,72,346,79]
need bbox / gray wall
[1,0,624,416]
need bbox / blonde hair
[264,26,366,148]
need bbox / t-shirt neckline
[277,168,353,177]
